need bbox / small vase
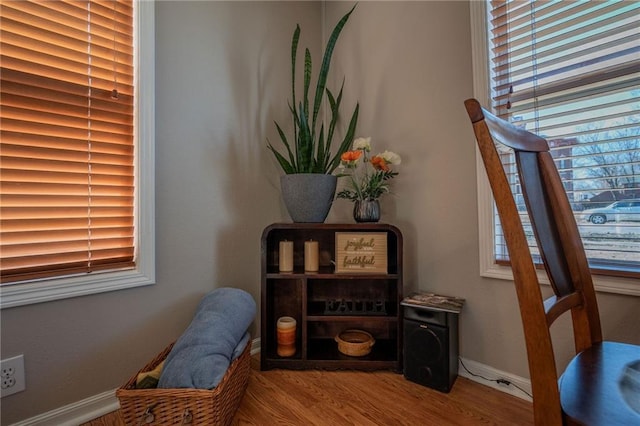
[353,200,380,223]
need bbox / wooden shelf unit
[260,223,403,371]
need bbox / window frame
[0,0,155,309]
[469,0,639,297]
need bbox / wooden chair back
[464,98,605,425]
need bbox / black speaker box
[403,306,459,393]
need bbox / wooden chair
[464,98,640,426]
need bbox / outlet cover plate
[1,355,26,397]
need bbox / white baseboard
[250,337,261,355]
[10,339,529,425]
[458,357,532,401]
[9,389,120,426]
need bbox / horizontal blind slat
[1,216,133,232]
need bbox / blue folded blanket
[158,287,256,389]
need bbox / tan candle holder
[276,316,297,357]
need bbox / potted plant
[337,137,401,222]
[268,5,359,222]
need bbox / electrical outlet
[1,355,25,397]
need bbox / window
[470,1,639,294]
[0,0,155,308]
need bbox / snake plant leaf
[316,124,326,172]
[291,25,300,143]
[325,80,345,166]
[328,102,359,174]
[288,100,300,132]
[327,88,337,112]
[297,102,313,172]
[274,120,296,168]
[311,4,356,136]
[267,139,294,174]
[303,48,312,121]
[324,88,338,171]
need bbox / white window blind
[487,0,640,277]
[1,0,136,283]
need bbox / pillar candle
[277,316,297,357]
[304,240,319,272]
[279,240,293,272]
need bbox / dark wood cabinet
[260,223,403,371]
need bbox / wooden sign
[335,232,387,274]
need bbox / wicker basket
[116,339,251,425]
[335,329,375,357]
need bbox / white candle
[279,240,293,272]
[304,240,319,272]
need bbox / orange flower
[341,150,362,163]
[371,155,389,171]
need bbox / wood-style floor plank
[82,356,533,425]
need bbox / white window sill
[480,260,640,297]
[0,268,155,309]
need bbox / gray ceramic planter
[280,174,337,223]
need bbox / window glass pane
[487,0,640,276]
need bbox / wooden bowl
[335,329,375,357]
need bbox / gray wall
[0,2,319,423]
[325,0,638,378]
[1,2,638,424]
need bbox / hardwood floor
[83,356,533,425]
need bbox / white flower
[378,150,401,165]
[353,137,371,151]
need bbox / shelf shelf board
[262,360,398,371]
[306,315,398,322]
[307,338,397,362]
[266,271,399,279]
